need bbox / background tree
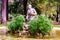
[8,0,24,14]
[28,0,60,20]
[23,0,28,15]
[2,0,7,24]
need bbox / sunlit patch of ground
[0,34,60,40]
[1,27,60,40]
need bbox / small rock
[23,23,29,30]
[44,34,49,38]
[36,33,40,36]
[19,30,28,37]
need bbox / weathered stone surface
[0,26,9,35]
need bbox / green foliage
[14,15,25,30]
[29,17,38,35]
[29,15,53,35]
[38,15,53,35]
[8,15,25,33]
[8,0,24,14]
[8,21,17,33]
[28,0,60,15]
[28,0,41,14]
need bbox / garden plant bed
[0,26,60,40]
[0,34,60,40]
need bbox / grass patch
[0,24,7,27]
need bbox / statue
[26,4,37,22]
[19,4,37,36]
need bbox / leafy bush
[8,15,25,33]
[29,15,53,35]
[28,16,38,35]
[14,15,25,30]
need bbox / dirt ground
[0,35,60,40]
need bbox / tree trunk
[56,0,60,22]
[6,0,8,20]
[0,0,2,24]
[2,0,7,24]
[23,0,28,22]
[56,5,60,22]
[23,0,28,15]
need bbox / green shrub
[8,15,25,33]
[14,15,25,30]
[28,16,38,35]
[29,15,53,35]
[8,21,17,33]
[38,15,53,35]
